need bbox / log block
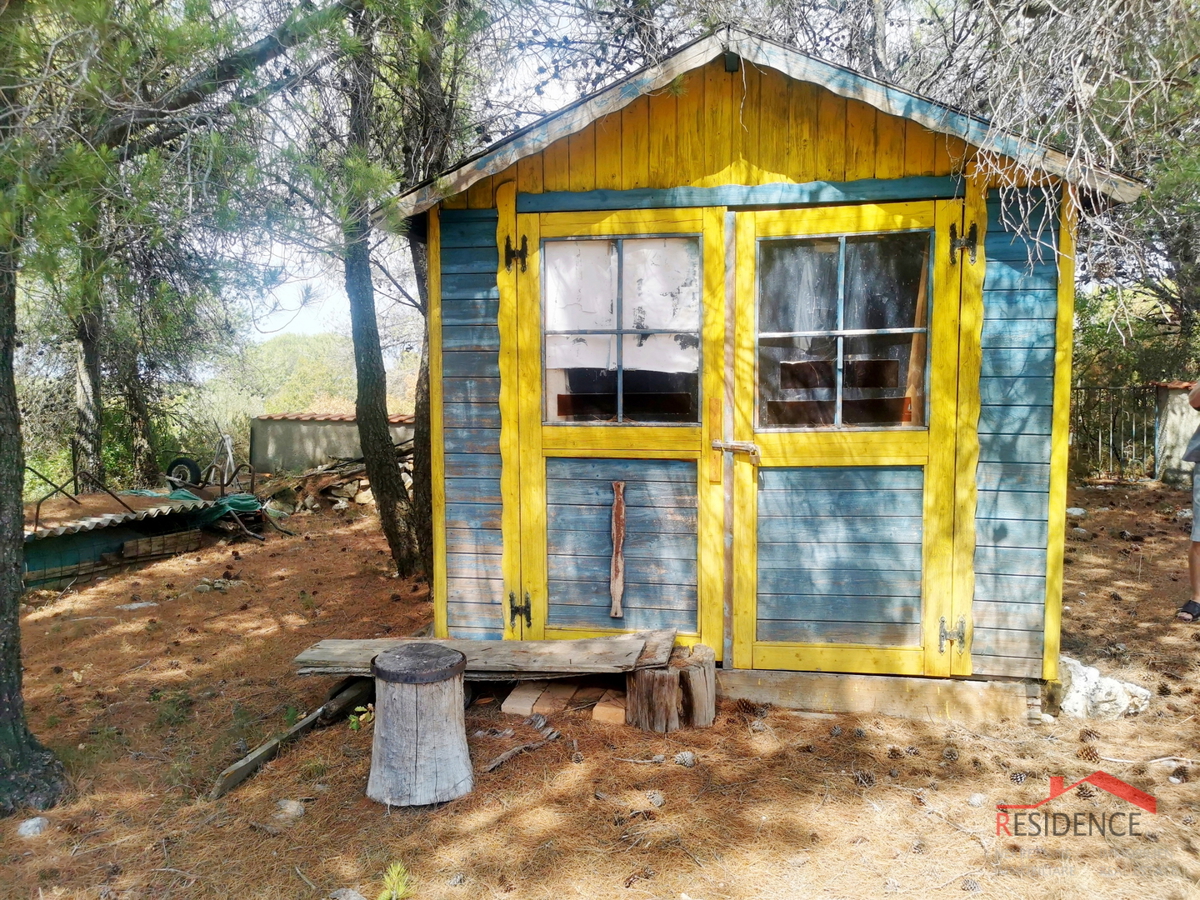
[678,644,716,728]
[592,689,627,725]
[626,661,682,733]
[367,644,473,806]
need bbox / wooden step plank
[293,632,675,679]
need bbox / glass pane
[621,238,701,331]
[758,336,837,428]
[758,238,839,334]
[543,240,617,331]
[844,232,930,331]
[621,333,700,423]
[843,333,925,426]
[545,334,617,422]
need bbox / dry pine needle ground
[3,484,1200,899]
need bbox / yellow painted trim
[496,181,523,641]
[516,212,547,639]
[754,429,929,465]
[544,626,700,645]
[753,203,936,238]
[428,207,448,640]
[541,425,702,452]
[537,208,706,238]
[752,644,926,676]
[698,207,727,659]
[542,448,701,460]
[1044,189,1077,683]
[731,211,758,668]
[950,173,989,677]
[921,198,965,677]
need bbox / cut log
[678,644,716,728]
[626,651,684,733]
[367,644,473,806]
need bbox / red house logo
[996,772,1156,837]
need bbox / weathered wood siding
[443,58,969,210]
[545,458,699,633]
[441,208,505,638]
[756,467,925,646]
[972,189,1058,677]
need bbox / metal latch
[505,235,528,272]
[949,223,978,265]
[711,440,761,465]
[509,590,532,629]
[939,616,967,655]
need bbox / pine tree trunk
[408,238,433,579]
[0,0,66,813]
[74,232,105,491]
[344,9,417,576]
[121,363,160,487]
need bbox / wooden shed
[395,30,1140,689]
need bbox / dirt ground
[5,484,1200,899]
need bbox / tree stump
[366,644,473,806]
[625,644,717,732]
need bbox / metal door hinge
[949,223,978,265]
[505,235,528,272]
[711,439,761,465]
[939,616,967,655]
[509,590,532,629]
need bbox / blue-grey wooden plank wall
[546,458,699,633]
[757,466,925,645]
[440,209,505,638]
[973,188,1059,677]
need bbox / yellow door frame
[509,207,727,654]
[730,200,966,675]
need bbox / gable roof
[395,28,1142,217]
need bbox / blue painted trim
[516,177,961,213]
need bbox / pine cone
[888,747,904,759]
[906,746,920,756]
[1172,766,1190,783]
[1078,728,1099,743]
[854,770,876,788]
[1076,745,1100,763]
[1076,784,1095,800]
[943,747,960,761]
[961,878,981,893]
[1159,682,1172,697]
[1010,772,1027,785]
[830,725,843,737]
[853,727,866,738]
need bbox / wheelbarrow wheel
[166,457,203,486]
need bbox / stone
[332,498,350,511]
[1179,509,1194,522]
[1054,655,1152,720]
[266,499,294,515]
[194,584,212,594]
[448,874,467,886]
[17,817,48,838]
[273,799,306,822]
[329,890,368,900]
[1066,507,1088,518]
[354,489,374,505]
[1070,527,1092,541]
[968,794,986,808]
[1040,713,1056,725]
[115,601,158,610]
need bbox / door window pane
[544,236,701,424]
[756,231,931,429]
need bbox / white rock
[1070,527,1092,540]
[1179,509,1194,522]
[1040,713,1056,725]
[1170,776,1183,785]
[194,584,212,594]
[273,799,306,822]
[354,489,374,505]
[968,794,986,808]
[115,601,158,611]
[1066,507,1088,518]
[1057,655,1152,720]
[17,817,48,838]
[329,890,368,900]
[332,498,350,511]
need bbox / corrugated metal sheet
[255,413,414,424]
[24,496,217,542]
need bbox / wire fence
[1069,386,1157,480]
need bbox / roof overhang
[396,29,1142,217]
